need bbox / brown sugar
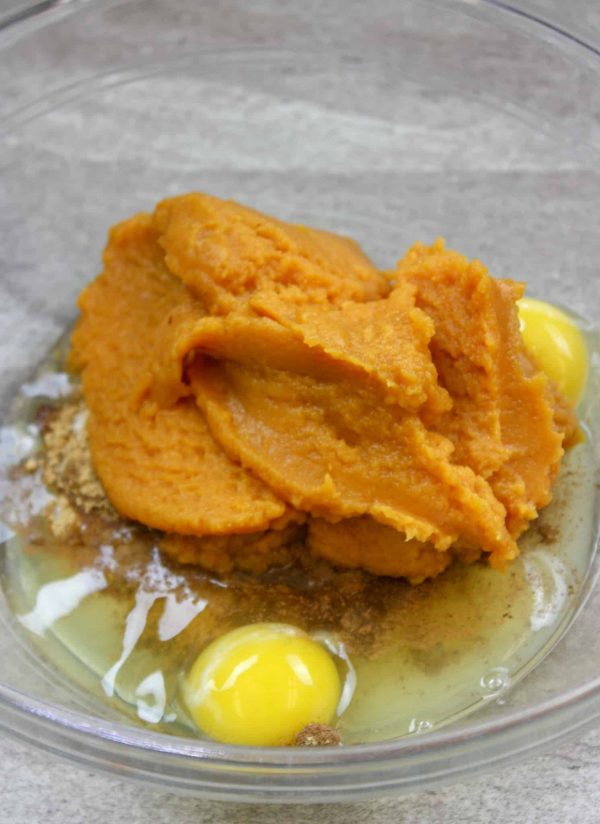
[42,399,116,524]
[47,495,80,540]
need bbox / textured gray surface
[2,0,600,821]
[4,729,600,823]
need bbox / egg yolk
[518,297,588,405]
[182,623,341,746]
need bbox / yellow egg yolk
[182,623,341,746]
[518,297,588,405]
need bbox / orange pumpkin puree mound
[159,518,303,575]
[69,192,578,582]
[395,239,578,538]
[69,213,296,538]
[153,193,390,315]
[307,518,457,584]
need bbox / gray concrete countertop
[3,730,600,823]
[2,1,600,821]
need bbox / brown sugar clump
[294,723,342,747]
[47,494,80,540]
[42,399,115,520]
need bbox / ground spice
[33,391,522,669]
[42,399,116,520]
[294,723,342,747]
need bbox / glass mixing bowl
[1,0,600,803]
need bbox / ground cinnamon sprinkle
[295,723,342,747]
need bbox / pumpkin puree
[70,193,578,583]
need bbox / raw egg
[182,623,341,746]
[518,297,588,405]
